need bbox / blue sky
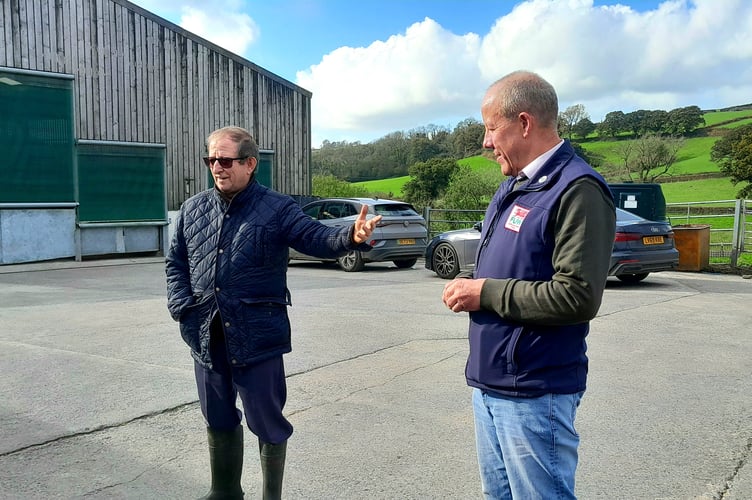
[130,0,752,147]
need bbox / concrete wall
[0,208,76,264]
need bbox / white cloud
[130,0,260,56]
[179,7,259,56]
[296,18,485,145]
[130,0,752,146]
[301,0,752,145]
[478,0,752,120]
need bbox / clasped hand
[442,278,485,313]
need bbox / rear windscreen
[374,204,419,216]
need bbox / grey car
[289,197,428,272]
[425,208,679,283]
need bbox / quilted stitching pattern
[166,182,361,368]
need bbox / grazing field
[351,110,751,205]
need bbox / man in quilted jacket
[166,126,381,499]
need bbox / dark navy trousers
[193,314,293,444]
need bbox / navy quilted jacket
[166,180,368,368]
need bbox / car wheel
[616,272,649,283]
[337,250,365,272]
[393,258,418,269]
[432,242,460,279]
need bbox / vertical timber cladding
[0,69,76,203]
[1,0,313,211]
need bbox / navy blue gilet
[466,141,611,397]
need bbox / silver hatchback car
[289,198,428,272]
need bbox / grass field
[579,135,720,176]
[353,155,500,197]
[660,177,741,202]
[701,110,752,127]
[352,110,751,205]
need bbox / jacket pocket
[505,326,525,374]
[179,299,211,354]
[237,300,290,352]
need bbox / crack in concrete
[0,402,198,458]
[286,347,465,418]
[1,339,466,457]
[716,437,752,499]
[80,454,183,497]
[286,337,466,379]
[594,291,700,318]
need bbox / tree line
[312,105,706,183]
[312,105,751,209]
[313,118,485,182]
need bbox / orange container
[672,224,710,271]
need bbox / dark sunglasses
[202,156,248,168]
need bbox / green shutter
[77,141,166,222]
[0,70,75,203]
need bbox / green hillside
[353,156,499,197]
[352,109,751,203]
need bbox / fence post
[730,199,742,268]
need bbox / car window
[373,203,419,216]
[616,208,644,222]
[322,202,359,219]
[303,203,323,219]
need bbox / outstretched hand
[352,205,382,244]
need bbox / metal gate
[666,199,751,267]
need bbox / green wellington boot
[201,426,244,499]
[258,439,287,500]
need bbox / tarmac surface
[0,257,750,499]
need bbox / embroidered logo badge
[504,205,530,233]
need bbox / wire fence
[426,199,752,267]
[666,199,751,265]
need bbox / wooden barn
[0,0,313,264]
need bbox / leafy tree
[597,110,627,138]
[710,123,752,198]
[402,158,459,209]
[452,118,485,158]
[572,118,596,139]
[642,110,669,134]
[441,166,501,211]
[665,106,705,135]
[408,135,445,165]
[613,134,685,183]
[558,104,589,139]
[571,142,605,169]
[624,110,650,136]
[312,174,369,198]
[370,132,411,178]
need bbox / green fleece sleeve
[479,178,616,325]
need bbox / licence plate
[397,239,416,245]
[643,236,664,245]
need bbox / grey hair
[487,71,559,129]
[206,126,259,161]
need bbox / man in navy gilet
[442,71,616,499]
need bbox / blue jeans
[472,388,583,500]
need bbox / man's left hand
[353,205,383,244]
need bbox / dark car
[425,208,679,283]
[289,197,428,272]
